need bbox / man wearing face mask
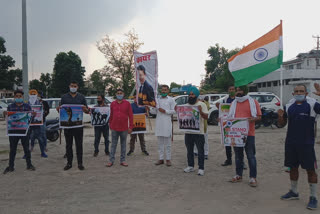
[279,84,320,210]
[92,95,110,157]
[107,89,133,167]
[152,85,176,167]
[28,89,48,158]
[228,85,261,187]
[216,86,236,166]
[57,81,89,171]
[183,86,208,176]
[3,90,36,174]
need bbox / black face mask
[97,101,103,105]
[188,96,197,105]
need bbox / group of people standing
[2,80,320,210]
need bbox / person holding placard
[228,85,261,187]
[57,81,89,171]
[183,86,208,176]
[3,90,36,174]
[92,95,110,157]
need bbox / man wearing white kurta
[153,85,176,166]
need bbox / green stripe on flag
[231,51,283,87]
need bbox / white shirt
[153,96,176,137]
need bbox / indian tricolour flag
[228,21,283,87]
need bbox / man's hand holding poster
[176,105,200,133]
[90,107,110,126]
[59,105,84,129]
[7,111,32,136]
[134,51,158,107]
[30,105,43,126]
[132,113,147,134]
[221,118,249,147]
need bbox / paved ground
[0,118,319,214]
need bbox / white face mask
[70,87,77,93]
[235,95,249,103]
[29,95,38,105]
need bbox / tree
[202,44,240,92]
[97,29,143,97]
[169,82,182,90]
[51,51,86,97]
[0,37,21,90]
[29,79,45,94]
[40,73,52,97]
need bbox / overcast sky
[1,0,320,86]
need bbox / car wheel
[48,131,59,142]
[208,111,219,125]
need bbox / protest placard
[59,105,83,129]
[7,111,32,136]
[132,113,147,134]
[30,105,43,126]
[176,105,200,133]
[219,103,231,119]
[90,107,110,126]
[220,118,249,147]
[134,51,158,107]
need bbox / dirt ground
[0,118,319,214]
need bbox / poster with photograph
[220,118,249,147]
[134,51,158,107]
[90,107,110,126]
[219,103,231,119]
[176,105,200,133]
[132,113,147,134]
[30,105,43,126]
[59,105,84,129]
[6,111,32,136]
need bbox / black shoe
[105,151,110,156]
[78,165,85,170]
[194,153,198,157]
[205,155,208,160]
[221,160,232,166]
[63,154,67,158]
[127,150,133,156]
[93,151,99,157]
[27,165,36,171]
[3,167,14,174]
[142,150,149,156]
[64,164,72,171]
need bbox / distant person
[37,91,50,151]
[107,89,133,167]
[279,84,320,210]
[137,65,156,107]
[3,90,36,174]
[92,95,110,157]
[57,81,89,171]
[127,97,149,156]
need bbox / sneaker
[184,166,195,173]
[155,160,164,165]
[127,150,133,156]
[93,151,99,157]
[249,177,257,187]
[27,165,36,171]
[221,160,232,166]
[64,164,72,171]
[166,160,172,167]
[204,155,208,160]
[78,165,85,170]
[307,196,318,210]
[3,167,14,174]
[230,175,242,183]
[198,169,205,176]
[106,162,113,167]
[41,153,48,158]
[281,190,299,200]
[142,150,149,156]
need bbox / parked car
[203,93,228,109]
[0,101,8,118]
[0,98,14,105]
[207,92,282,125]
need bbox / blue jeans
[234,136,257,178]
[94,124,110,153]
[30,125,46,154]
[109,130,128,163]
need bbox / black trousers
[185,134,205,170]
[64,128,84,165]
[9,135,32,168]
[225,146,232,161]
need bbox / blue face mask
[294,94,306,102]
[116,95,124,100]
[15,98,23,103]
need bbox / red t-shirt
[109,100,134,131]
[235,99,261,136]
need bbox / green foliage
[169,82,181,90]
[202,43,240,92]
[29,79,45,94]
[97,29,143,97]
[51,51,86,97]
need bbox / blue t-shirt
[285,99,320,144]
[223,96,235,104]
[131,102,146,114]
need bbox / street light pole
[22,0,29,101]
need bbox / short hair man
[279,83,320,210]
[137,65,156,107]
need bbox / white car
[203,93,228,109]
[0,101,8,118]
[207,92,282,125]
